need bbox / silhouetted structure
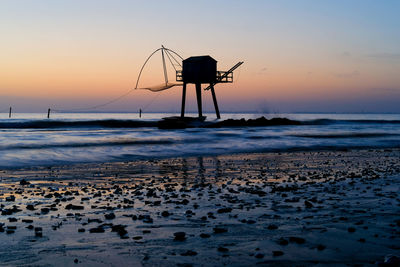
[135,46,243,120]
[177,56,243,119]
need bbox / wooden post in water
[209,84,221,119]
[181,83,187,118]
[139,109,142,118]
[195,83,202,118]
[47,108,51,119]
[9,107,11,118]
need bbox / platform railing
[175,71,233,83]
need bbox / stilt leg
[210,84,220,119]
[195,83,202,118]
[181,83,186,118]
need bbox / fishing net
[136,82,183,92]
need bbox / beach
[1,148,399,266]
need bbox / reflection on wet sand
[0,149,399,266]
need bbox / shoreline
[1,148,399,266]
[2,144,399,170]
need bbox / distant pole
[47,108,51,119]
[9,107,11,118]
[139,109,142,118]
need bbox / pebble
[200,233,210,238]
[289,236,305,244]
[105,213,116,220]
[218,247,229,253]
[267,224,278,230]
[213,227,228,234]
[348,227,356,233]
[161,211,170,217]
[173,232,186,241]
[65,204,84,210]
[180,250,197,256]
[273,251,284,257]
[255,253,264,259]
[89,227,105,233]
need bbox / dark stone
[289,236,306,244]
[20,179,30,185]
[111,224,128,238]
[173,232,186,241]
[267,224,278,230]
[213,227,228,234]
[348,227,356,233]
[89,227,105,233]
[200,233,211,238]
[6,195,15,202]
[273,251,284,257]
[41,208,50,214]
[304,200,313,208]
[1,209,13,215]
[255,253,264,259]
[180,250,197,256]
[218,247,229,253]
[217,208,232,214]
[105,213,116,220]
[161,211,170,217]
[78,228,85,233]
[6,229,15,234]
[65,204,84,210]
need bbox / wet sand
[0,148,399,266]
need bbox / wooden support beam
[195,83,202,118]
[181,83,187,118]
[210,84,221,119]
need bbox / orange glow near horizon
[1,1,399,112]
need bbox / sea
[1,112,400,168]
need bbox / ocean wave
[1,117,400,130]
[0,119,157,129]
[0,138,176,150]
[306,119,400,125]
[291,133,398,138]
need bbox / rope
[165,49,182,68]
[141,91,162,111]
[165,49,177,72]
[52,88,136,112]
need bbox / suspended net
[136,82,183,92]
[134,46,184,92]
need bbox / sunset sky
[1,0,399,113]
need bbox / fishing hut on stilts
[135,46,243,126]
